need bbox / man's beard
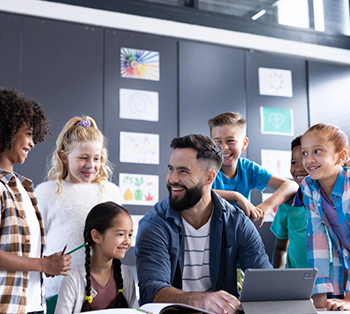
[167,181,204,212]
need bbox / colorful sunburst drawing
[258,67,293,97]
[120,47,160,81]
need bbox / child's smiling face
[301,130,343,184]
[290,145,308,186]
[94,212,133,261]
[211,124,248,169]
[0,125,34,172]
[62,140,102,184]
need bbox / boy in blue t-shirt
[208,112,298,227]
[270,136,309,268]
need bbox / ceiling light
[252,9,266,20]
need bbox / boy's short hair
[0,88,51,153]
[208,112,246,136]
[291,135,302,150]
[170,134,223,172]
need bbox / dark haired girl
[55,202,137,312]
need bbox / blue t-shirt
[212,157,272,200]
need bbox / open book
[83,303,214,314]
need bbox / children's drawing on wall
[120,131,159,164]
[261,149,292,179]
[130,215,144,247]
[262,193,277,222]
[119,173,159,207]
[258,67,293,97]
[120,47,160,81]
[119,88,159,122]
[260,106,294,136]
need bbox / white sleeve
[55,267,82,314]
[122,265,139,308]
[35,182,52,232]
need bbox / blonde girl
[55,202,137,313]
[35,116,121,299]
[301,123,350,311]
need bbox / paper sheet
[120,47,160,81]
[259,67,293,97]
[119,88,159,121]
[120,131,159,164]
[119,173,159,206]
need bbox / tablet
[240,268,318,314]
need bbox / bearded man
[135,134,272,314]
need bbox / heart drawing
[268,112,285,129]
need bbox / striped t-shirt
[181,215,212,292]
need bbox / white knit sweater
[35,180,121,298]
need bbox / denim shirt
[134,191,272,305]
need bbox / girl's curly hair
[0,88,51,152]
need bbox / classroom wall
[1,11,350,264]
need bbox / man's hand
[326,293,350,311]
[312,293,327,309]
[154,287,242,314]
[196,290,242,314]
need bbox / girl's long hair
[48,116,112,197]
[81,202,129,312]
[302,123,350,167]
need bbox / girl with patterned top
[55,201,137,313]
[301,123,350,311]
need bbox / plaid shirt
[0,170,45,314]
[301,167,350,296]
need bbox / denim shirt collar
[164,196,183,228]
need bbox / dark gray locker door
[245,51,309,260]
[309,61,350,137]
[0,13,21,89]
[104,29,178,266]
[179,41,246,138]
[0,13,22,174]
[104,29,178,211]
[19,16,104,185]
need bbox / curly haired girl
[0,88,71,314]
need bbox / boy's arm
[214,190,263,221]
[272,238,288,268]
[257,175,298,227]
[0,249,71,276]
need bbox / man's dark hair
[170,134,223,172]
[291,135,302,150]
[0,88,51,152]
